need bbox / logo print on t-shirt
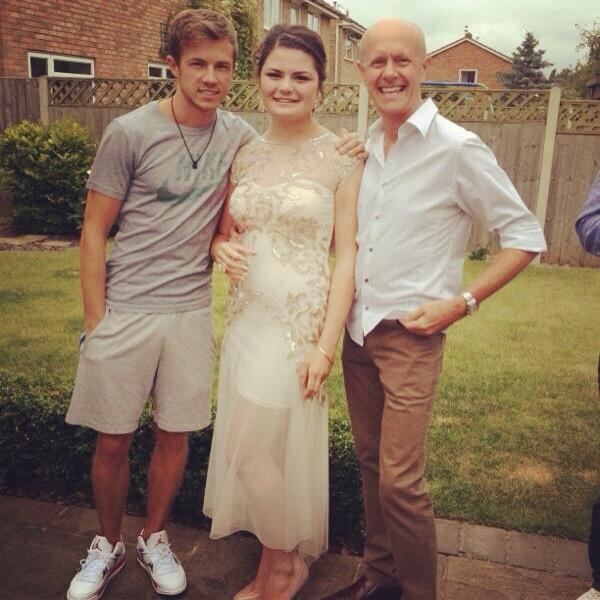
[156,153,222,203]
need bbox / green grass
[1,250,599,540]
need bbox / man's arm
[401,248,537,335]
[402,134,545,336]
[80,190,122,334]
[575,171,600,256]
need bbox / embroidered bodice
[225,132,356,361]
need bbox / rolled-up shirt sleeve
[575,171,600,256]
[455,134,547,253]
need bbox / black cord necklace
[170,98,217,170]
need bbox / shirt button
[375,215,380,220]
[364,278,369,283]
[365,306,370,311]
[369,247,373,252]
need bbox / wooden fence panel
[48,106,131,142]
[2,77,600,267]
[0,78,40,132]
[544,133,600,267]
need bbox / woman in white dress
[203,24,362,599]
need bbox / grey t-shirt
[86,102,257,313]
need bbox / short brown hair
[255,25,327,92]
[169,8,238,64]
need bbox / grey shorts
[66,307,215,434]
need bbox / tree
[499,31,552,89]
[186,0,258,79]
[548,21,600,98]
[576,21,600,95]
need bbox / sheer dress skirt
[203,300,329,562]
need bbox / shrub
[468,247,490,261]
[0,119,96,234]
[0,372,365,551]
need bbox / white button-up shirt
[347,99,547,345]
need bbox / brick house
[259,0,365,84]
[0,0,364,84]
[427,29,513,89]
[0,0,185,79]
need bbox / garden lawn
[0,249,598,540]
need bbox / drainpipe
[334,22,339,83]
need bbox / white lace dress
[203,132,356,561]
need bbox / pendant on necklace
[192,161,198,169]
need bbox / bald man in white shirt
[323,19,547,600]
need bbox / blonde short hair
[169,8,238,64]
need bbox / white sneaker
[67,535,126,600]
[577,589,600,600]
[136,530,187,596]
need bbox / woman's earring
[259,99,266,113]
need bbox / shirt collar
[405,98,438,138]
[366,98,438,147]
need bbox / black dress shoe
[320,575,403,600]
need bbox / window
[344,33,358,61]
[459,69,477,84]
[148,64,174,79]
[307,11,320,32]
[28,52,94,78]
[289,4,299,25]
[263,0,281,28]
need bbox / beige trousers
[342,320,445,600]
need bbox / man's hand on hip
[399,296,467,336]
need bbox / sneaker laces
[143,541,179,576]
[78,547,114,583]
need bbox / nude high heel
[287,555,309,600]
[233,580,260,599]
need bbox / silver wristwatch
[461,291,478,316]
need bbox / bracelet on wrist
[316,345,334,366]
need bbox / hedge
[0,372,364,551]
[0,119,96,234]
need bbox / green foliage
[0,371,366,551]
[329,416,364,550]
[186,0,258,79]
[0,119,95,234]
[547,22,600,99]
[499,31,551,89]
[468,247,489,261]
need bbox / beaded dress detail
[203,133,356,561]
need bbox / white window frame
[263,0,281,29]
[307,11,320,32]
[289,3,299,25]
[27,51,94,78]
[344,33,358,62]
[148,63,173,79]
[459,68,478,84]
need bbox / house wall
[0,0,183,79]
[260,0,362,84]
[1,0,363,84]
[427,41,512,89]
[336,30,361,84]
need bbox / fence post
[533,86,561,265]
[38,76,49,126]
[357,83,369,139]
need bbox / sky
[336,0,598,72]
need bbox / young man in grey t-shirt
[65,10,253,600]
[66,9,364,600]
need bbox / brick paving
[0,496,590,600]
[0,234,78,251]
